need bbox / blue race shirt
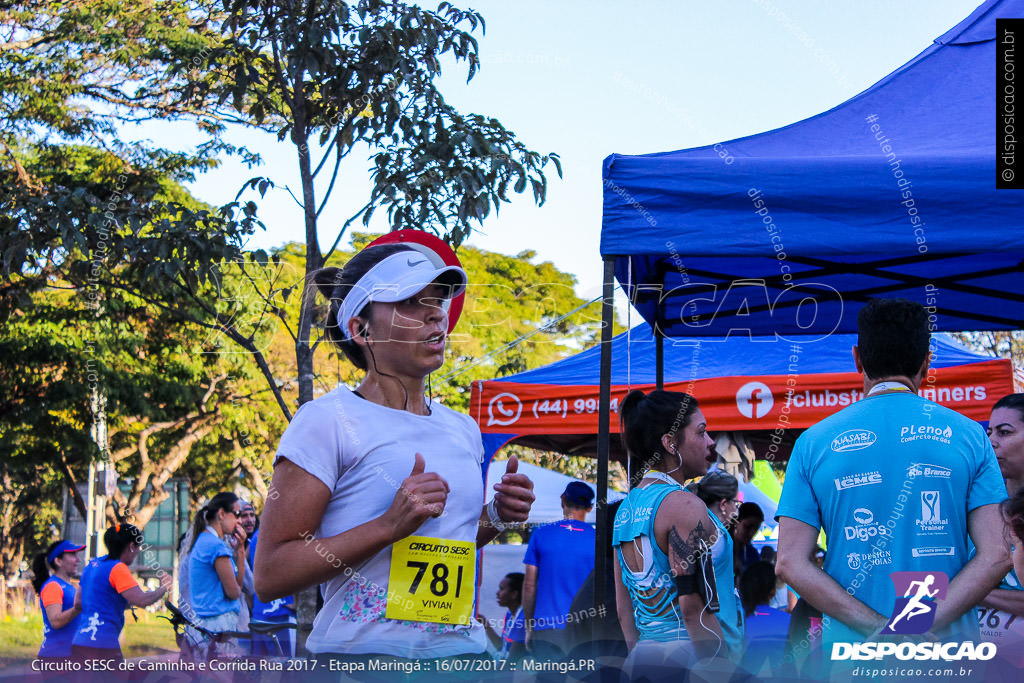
[742,605,791,675]
[248,529,294,622]
[777,391,1007,644]
[498,607,525,659]
[189,530,240,618]
[39,576,79,657]
[72,557,129,650]
[523,519,595,631]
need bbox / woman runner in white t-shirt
[255,242,535,666]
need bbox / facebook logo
[736,381,774,419]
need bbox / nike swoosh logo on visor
[407,259,428,267]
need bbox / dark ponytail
[1003,488,1024,548]
[32,542,61,594]
[103,523,144,559]
[189,492,239,552]
[308,244,416,371]
[619,389,700,487]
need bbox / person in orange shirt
[71,523,171,662]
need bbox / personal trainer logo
[900,424,953,444]
[916,491,948,534]
[883,571,948,634]
[831,429,877,453]
[736,381,773,419]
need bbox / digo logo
[883,571,949,635]
[843,507,892,542]
[486,392,522,427]
[736,381,773,419]
[899,424,953,444]
[834,471,883,491]
[831,429,877,452]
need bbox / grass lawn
[0,609,179,670]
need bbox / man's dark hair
[738,502,764,522]
[856,298,930,380]
[504,572,525,598]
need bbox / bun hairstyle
[994,393,1024,422]
[188,491,240,552]
[619,389,701,487]
[103,523,144,559]
[309,244,416,371]
[32,541,63,594]
[686,470,739,508]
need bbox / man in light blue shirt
[776,298,1010,648]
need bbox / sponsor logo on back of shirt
[846,549,893,570]
[834,471,883,491]
[831,429,877,452]
[843,507,892,542]
[906,463,952,479]
[915,491,949,535]
[911,546,955,558]
[899,424,953,445]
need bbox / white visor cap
[336,251,467,339]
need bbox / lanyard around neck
[868,381,913,395]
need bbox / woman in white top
[255,241,535,662]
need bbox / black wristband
[674,574,696,596]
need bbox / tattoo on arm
[669,519,710,577]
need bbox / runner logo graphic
[882,571,949,634]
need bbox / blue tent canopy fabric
[601,0,1024,337]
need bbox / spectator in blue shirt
[523,481,595,657]
[740,561,791,676]
[482,572,525,661]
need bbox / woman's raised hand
[382,453,449,541]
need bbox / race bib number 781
[386,535,475,625]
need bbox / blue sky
[134,0,983,305]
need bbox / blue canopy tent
[591,0,1024,608]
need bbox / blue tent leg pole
[656,326,664,390]
[594,257,615,624]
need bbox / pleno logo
[882,571,949,635]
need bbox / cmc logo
[830,429,876,453]
[736,382,773,419]
[486,393,522,427]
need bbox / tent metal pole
[594,257,615,620]
[655,326,664,390]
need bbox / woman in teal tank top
[612,390,729,677]
[686,470,745,657]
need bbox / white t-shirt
[273,386,488,657]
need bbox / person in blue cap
[33,540,86,659]
[522,480,596,657]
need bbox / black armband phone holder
[674,574,697,596]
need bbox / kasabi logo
[831,429,877,452]
[882,571,949,635]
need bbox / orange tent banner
[470,359,1014,435]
